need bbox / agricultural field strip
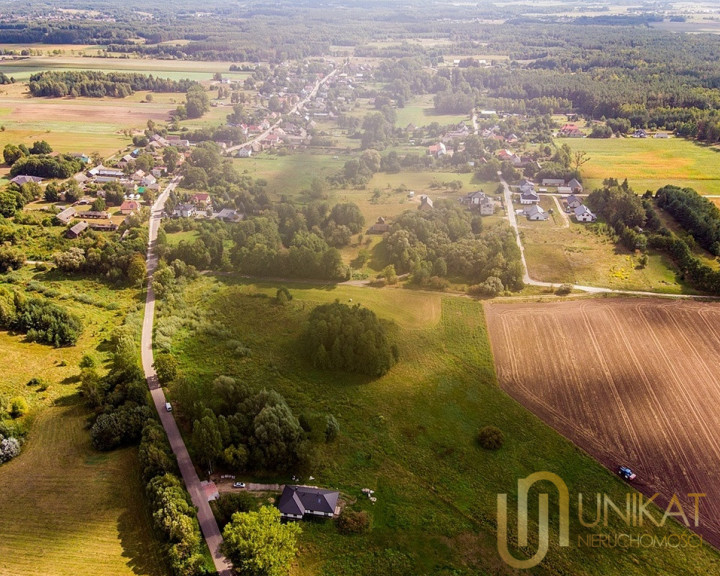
[485,299,720,546]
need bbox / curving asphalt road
[141,176,233,576]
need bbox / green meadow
[160,275,720,576]
[0,271,167,576]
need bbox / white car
[233,482,246,488]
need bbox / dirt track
[485,298,720,547]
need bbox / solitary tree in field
[222,506,301,576]
[572,150,590,173]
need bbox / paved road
[499,174,715,299]
[141,176,233,576]
[225,65,341,154]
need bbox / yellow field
[563,137,720,195]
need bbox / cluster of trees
[174,85,211,120]
[587,179,648,252]
[587,180,720,294]
[53,228,148,285]
[0,288,82,346]
[28,71,195,98]
[383,200,524,289]
[9,153,85,179]
[656,185,720,255]
[3,140,53,165]
[81,327,152,450]
[172,373,338,474]
[0,245,25,272]
[222,507,301,576]
[146,473,208,575]
[304,302,398,377]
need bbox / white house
[525,205,549,221]
[574,205,597,222]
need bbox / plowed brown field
[485,298,720,546]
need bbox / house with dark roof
[277,485,340,520]
[519,190,540,205]
[565,194,583,211]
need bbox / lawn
[0,271,167,576]
[161,275,720,576]
[563,137,720,196]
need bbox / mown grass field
[0,271,167,576]
[162,275,720,576]
[563,137,720,196]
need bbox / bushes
[212,492,257,528]
[555,283,573,296]
[0,434,21,463]
[0,290,83,347]
[336,509,371,534]
[477,425,504,450]
[0,245,25,272]
[304,302,398,377]
[9,397,28,419]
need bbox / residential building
[277,485,340,520]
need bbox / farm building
[524,205,549,221]
[277,485,340,520]
[557,186,572,195]
[191,193,211,207]
[82,211,110,220]
[541,178,565,187]
[419,195,434,210]
[567,178,583,193]
[56,207,77,225]
[212,208,244,222]
[427,143,446,157]
[369,216,390,234]
[574,205,597,222]
[66,221,88,239]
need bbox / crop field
[158,276,720,575]
[563,137,720,196]
[0,55,251,82]
[485,298,720,547]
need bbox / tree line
[28,70,196,98]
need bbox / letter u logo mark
[497,472,570,569]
